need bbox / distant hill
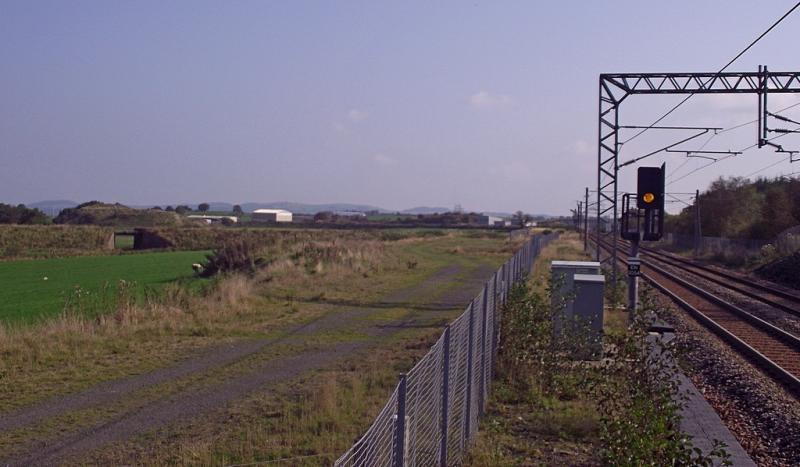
[481,212,512,218]
[28,200,78,217]
[401,206,450,215]
[30,199,546,218]
[240,201,385,214]
[54,202,193,227]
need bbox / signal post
[621,164,665,317]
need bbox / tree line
[0,203,50,224]
[666,176,800,240]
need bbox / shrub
[0,203,50,225]
[498,280,730,466]
[594,291,731,466]
[201,239,267,277]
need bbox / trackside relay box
[550,261,604,357]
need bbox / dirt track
[2,263,495,466]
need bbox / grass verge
[465,233,731,466]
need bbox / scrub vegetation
[465,234,730,466]
[0,225,114,259]
[0,229,519,464]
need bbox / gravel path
[2,263,495,465]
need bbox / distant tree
[314,211,335,222]
[198,203,210,213]
[165,205,175,212]
[0,203,50,225]
[667,175,800,240]
[151,206,163,211]
[514,210,525,226]
[175,205,191,215]
[233,204,243,215]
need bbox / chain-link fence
[335,233,556,467]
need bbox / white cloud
[348,108,369,122]
[373,153,397,166]
[468,91,513,109]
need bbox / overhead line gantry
[596,67,800,283]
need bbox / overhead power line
[666,124,800,186]
[744,157,789,178]
[716,101,800,134]
[621,1,800,146]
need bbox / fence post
[491,271,499,382]
[512,255,517,282]
[463,301,475,447]
[439,325,450,467]
[529,240,534,270]
[394,374,407,467]
[479,283,489,415]
[504,261,510,300]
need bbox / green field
[0,250,209,325]
[114,234,134,249]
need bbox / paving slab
[657,332,755,467]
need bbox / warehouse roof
[253,209,292,214]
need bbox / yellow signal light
[642,192,655,203]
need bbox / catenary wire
[666,123,800,186]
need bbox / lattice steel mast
[596,68,800,283]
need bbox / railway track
[593,237,800,396]
[627,241,800,318]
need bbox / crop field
[0,250,208,325]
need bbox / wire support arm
[618,130,711,169]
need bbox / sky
[1,1,800,215]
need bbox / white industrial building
[187,215,238,224]
[477,214,504,226]
[252,209,293,223]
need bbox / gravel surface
[651,258,800,338]
[654,290,800,466]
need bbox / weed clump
[201,239,267,277]
[595,291,731,466]
[475,279,731,466]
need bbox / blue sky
[1,1,799,214]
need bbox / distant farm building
[252,209,293,223]
[187,215,238,224]
[477,215,504,226]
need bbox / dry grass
[465,232,602,466]
[0,225,114,258]
[0,229,517,465]
[82,327,442,466]
[0,237,391,412]
[0,231,511,413]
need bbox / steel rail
[620,241,800,318]
[640,243,800,304]
[593,237,800,396]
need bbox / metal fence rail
[335,233,555,467]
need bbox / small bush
[201,239,267,277]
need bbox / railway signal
[637,165,664,211]
[621,164,666,317]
